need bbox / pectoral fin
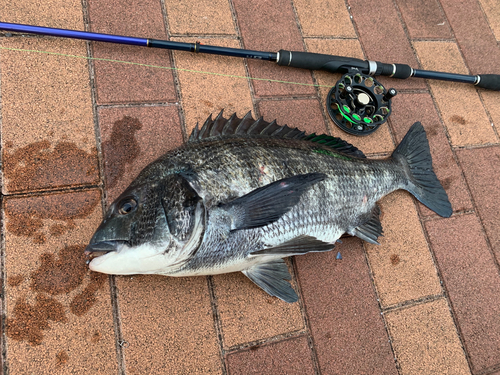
[242,260,298,303]
[223,172,326,231]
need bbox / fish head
[86,174,205,275]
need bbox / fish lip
[85,240,127,254]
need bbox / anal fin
[351,205,383,245]
[242,260,298,303]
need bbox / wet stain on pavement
[102,116,142,188]
[2,141,99,192]
[5,192,100,244]
[390,254,400,266]
[31,245,87,295]
[7,275,25,287]
[91,330,102,343]
[441,177,452,190]
[6,246,107,345]
[56,350,69,367]
[7,294,67,346]
[70,272,107,316]
[449,115,466,125]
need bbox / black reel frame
[326,70,397,136]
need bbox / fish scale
[86,112,452,303]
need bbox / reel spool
[327,70,397,136]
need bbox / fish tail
[392,122,452,217]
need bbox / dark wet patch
[2,141,99,192]
[31,245,87,295]
[7,244,107,346]
[6,294,67,346]
[70,272,107,316]
[7,275,25,287]
[449,115,466,125]
[441,177,452,190]
[91,330,102,343]
[427,124,440,137]
[4,191,100,244]
[102,116,142,189]
[56,350,69,367]
[390,254,400,266]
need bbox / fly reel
[327,70,397,136]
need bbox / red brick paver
[1,0,499,374]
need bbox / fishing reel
[327,69,397,136]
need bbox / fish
[85,111,452,303]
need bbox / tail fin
[392,122,452,217]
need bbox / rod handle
[276,50,368,73]
[476,74,500,91]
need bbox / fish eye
[118,198,137,215]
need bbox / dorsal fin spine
[186,112,366,158]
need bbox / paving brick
[232,0,316,97]
[478,0,500,41]
[304,38,395,154]
[164,0,236,35]
[348,0,426,90]
[3,191,118,374]
[292,0,356,37]
[365,191,442,307]
[116,275,222,374]
[225,336,315,375]
[257,98,327,135]
[479,90,500,137]
[395,0,452,39]
[440,0,500,74]
[425,214,500,373]
[88,0,167,38]
[212,270,303,349]
[295,237,398,375]
[413,41,496,146]
[88,0,177,104]
[385,299,471,375]
[0,0,84,29]
[172,37,254,136]
[456,146,500,262]
[97,105,183,204]
[389,92,473,215]
[0,37,99,194]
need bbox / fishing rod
[1,21,499,136]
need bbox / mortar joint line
[206,276,227,375]
[288,256,322,375]
[80,1,127,373]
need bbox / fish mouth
[85,240,127,262]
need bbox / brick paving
[0,0,499,374]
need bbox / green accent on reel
[352,113,361,121]
[363,117,373,124]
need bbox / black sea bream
[86,112,452,302]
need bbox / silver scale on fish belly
[85,111,452,303]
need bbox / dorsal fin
[187,112,366,158]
